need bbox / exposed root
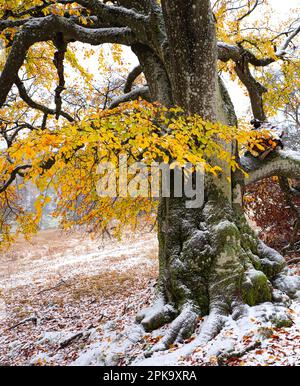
[133,295,297,365]
[135,197,300,360]
[257,240,286,279]
[143,301,229,358]
[231,300,249,321]
[233,301,294,333]
[273,270,300,300]
[197,304,228,345]
[136,298,177,332]
[144,303,198,357]
[254,240,300,301]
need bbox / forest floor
[0,229,299,366]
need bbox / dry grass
[0,229,97,262]
[71,265,158,301]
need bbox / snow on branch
[276,24,300,57]
[60,0,149,32]
[217,42,274,67]
[241,150,300,186]
[109,86,150,109]
[218,21,300,66]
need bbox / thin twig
[287,257,300,265]
[6,316,38,331]
[37,279,71,295]
[218,341,261,366]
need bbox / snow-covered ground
[0,229,158,365]
[0,229,157,289]
[0,229,299,366]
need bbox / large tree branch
[0,15,136,108]
[109,86,150,109]
[217,22,300,67]
[15,76,74,122]
[124,65,143,93]
[234,60,267,121]
[217,42,275,67]
[60,1,165,54]
[59,0,148,31]
[53,34,68,119]
[217,21,300,121]
[0,19,31,32]
[0,165,31,194]
[218,42,272,120]
[241,150,300,186]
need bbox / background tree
[0,0,300,354]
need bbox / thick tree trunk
[135,0,299,354]
[137,76,298,352]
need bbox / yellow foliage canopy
[0,99,269,247]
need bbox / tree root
[144,302,198,357]
[273,270,300,300]
[136,298,177,332]
[141,301,229,358]
[138,292,296,360]
[135,205,300,359]
[197,305,228,345]
[133,294,297,365]
[136,275,299,360]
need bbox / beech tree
[0,0,300,354]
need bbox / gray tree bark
[135,0,300,354]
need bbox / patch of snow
[72,323,144,366]
[38,331,76,346]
